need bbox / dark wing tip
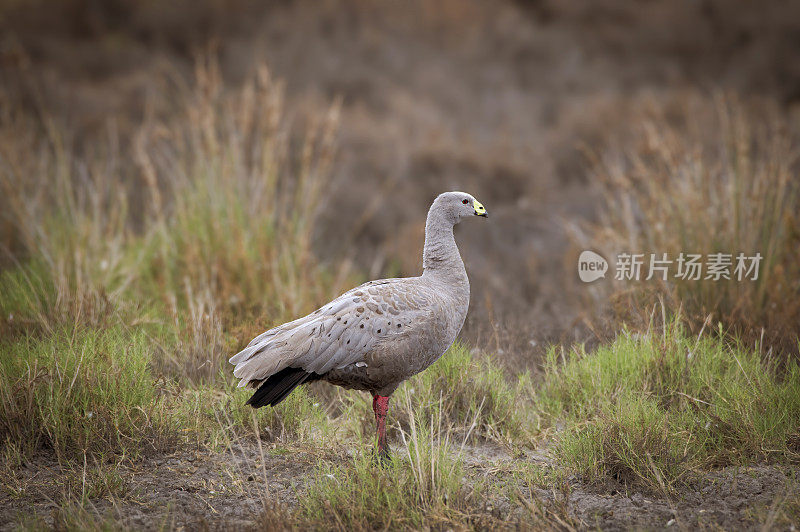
[246,367,321,408]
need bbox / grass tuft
[298,393,481,531]
[0,325,174,461]
[538,317,800,491]
[382,343,535,448]
[177,382,332,448]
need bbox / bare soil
[2,442,797,530]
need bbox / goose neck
[422,209,466,282]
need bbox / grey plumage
[229,191,487,403]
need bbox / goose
[229,191,488,459]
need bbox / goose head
[433,191,488,225]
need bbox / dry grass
[587,94,800,353]
[134,58,346,382]
[0,57,346,460]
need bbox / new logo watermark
[578,251,762,283]
[578,250,609,282]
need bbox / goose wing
[229,278,437,387]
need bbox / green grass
[394,342,535,446]
[297,394,483,531]
[0,325,175,462]
[538,318,800,492]
[176,382,334,449]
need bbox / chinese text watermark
[579,252,761,283]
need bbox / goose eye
[462,199,469,204]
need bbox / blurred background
[2,0,799,365]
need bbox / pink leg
[372,394,391,459]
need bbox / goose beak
[473,199,488,217]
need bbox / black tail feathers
[246,367,320,408]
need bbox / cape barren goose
[229,191,488,458]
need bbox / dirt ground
[2,441,798,530]
[1,442,796,531]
